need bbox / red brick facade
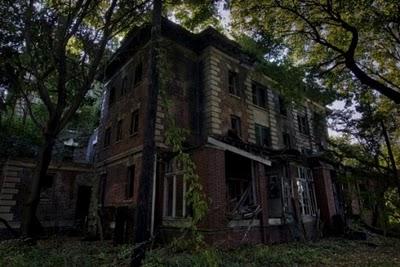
[93,19,342,246]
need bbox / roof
[101,18,256,81]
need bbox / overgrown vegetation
[1,235,400,266]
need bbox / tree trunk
[21,132,56,238]
[380,120,400,200]
[132,0,162,265]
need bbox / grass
[1,235,400,266]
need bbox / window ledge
[302,215,316,223]
[250,103,268,111]
[162,217,192,227]
[129,132,138,137]
[228,219,260,228]
[229,93,241,100]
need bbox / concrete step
[0,200,16,206]
[0,194,13,200]
[0,206,10,213]
[0,213,13,221]
[0,188,18,195]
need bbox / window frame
[104,127,111,147]
[116,119,123,141]
[109,86,116,105]
[255,123,271,148]
[296,166,317,216]
[163,159,187,219]
[134,62,143,86]
[228,70,240,97]
[297,113,310,135]
[230,115,242,137]
[252,82,268,108]
[126,165,135,199]
[129,110,139,135]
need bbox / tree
[328,89,400,229]
[0,0,150,238]
[229,0,400,103]
[131,0,162,265]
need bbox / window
[104,127,111,147]
[279,96,287,116]
[297,109,310,135]
[109,87,116,105]
[126,165,135,198]
[134,62,143,86]
[255,124,271,147]
[282,132,291,149]
[296,167,317,216]
[230,115,241,136]
[116,120,123,141]
[129,110,139,135]
[163,158,186,218]
[252,82,268,108]
[121,76,128,96]
[228,71,240,96]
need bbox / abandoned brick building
[93,18,343,246]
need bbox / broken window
[230,115,242,137]
[252,82,268,108]
[104,127,111,147]
[296,166,317,216]
[126,165,135,199]
[228,71,240,97]
[134,62,143,86]
[129,110,139,135]
[255,124,271,148]
[163,158,186,218]
[116,119,123,141]
[225,152,259,220]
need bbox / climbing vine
[158,45,208,250]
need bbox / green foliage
[166,1,221,32]
[229,0,400,102]
[0,239,135,267]
[144,237,400,267]
[0,116,42,159]
[233,32,336,106]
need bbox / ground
[0,235,399,266]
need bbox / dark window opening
[126,165,135,199]
[298,110,310,135]
[134,62,143,86]
[255,124,271,147]
[225,152,254,216]
[279,96,287,116]
[109,87,116,105]
[252,82,268,108]
[121,76,128,96]
[63,145,75,161]
[283,132,291,149]
[228,71,240,97]
[230,115,241,136]
[129,110,139,135]
[104,127,111,147]
[116,120,123,141]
